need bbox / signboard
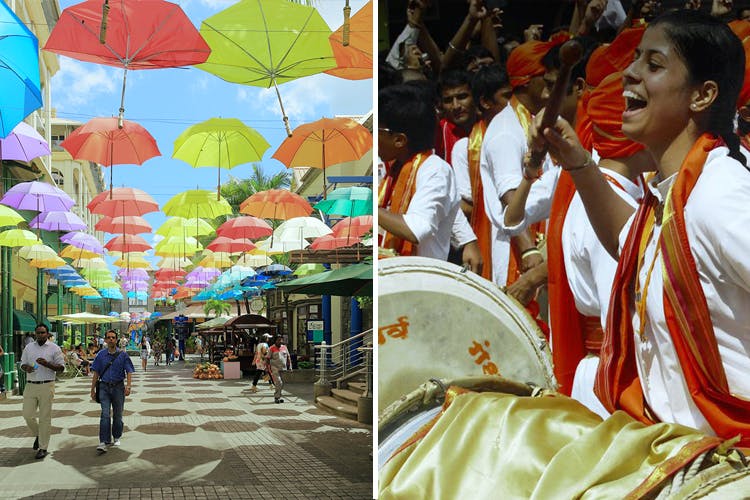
[249,298,264,313]
[306,320,324,343]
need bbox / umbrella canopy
[105,234,152,253]
[275,216,332,241]
[310,234,362,250]
[48,312,118,324]
[206,236,256,254]
[276,262,372,296]
[293,263,326,277]
[0,205,24,228]
[239,189,312,220]
[235,253,273,267]
[95,215,152,234]
[154,236,203,257]
[60,117,160,194]
[331,215,373,238]
[325,1,373,81]
[60,232,105,254]
[157,256,193,269]
[257,263,292,277]
[60,245,101,260]
[0,2,42,137]
[198,251,233,269]
[30,256,67,268]
[0,122,50,161]
[87,187,159,217]
[253,236,308,255]
[29,211,87,232]
[0,181,75,212]
[272,117,372,198]
[154,269,186,280]
[156,216,215,238]
[197,0,336,135]
[173,117,270,197]
[0,229,41,247]
[113,255,152,269]
[216,216,272,240]
[44,0,210,125]
[18,244,58,260]
[163,189,233,219]
[313,186,373,217]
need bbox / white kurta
[401,154,461,261]
[618,147,750,435]
[451,137,472,203]
[479,105,554,286]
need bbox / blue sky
[50,0,373,274]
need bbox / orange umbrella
[271,117,372,198]
[216,216,273,240]
[310,234,361,250]
[95,215,152,234]
[239,189,312,220]
[331,215,373,238]
[325,1,372,80]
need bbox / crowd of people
[379,0,750,495]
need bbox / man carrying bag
[90,330,134,454]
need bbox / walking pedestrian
[139,336,150,372]
[266,336,291,403]
[250,336,269,393]
[165,336,175,366]
[90,329,134,454]
[195,334,204,362]
[20,324,64,460]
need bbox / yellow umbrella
[0,229,41,247]
[0,205,24,227]
[157,256,193,269]
[154,236,203,257]
[235,253,273,267]
[70,257,109,269]
[156,216,215,238]
[198,251,232,269]
[60,245,100,260]
[30,256,67,268]
[114,256,152,269]
[18,244,58,260]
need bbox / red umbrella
[44,0,210,125]
[239,189,312,220]
[95,215,152,234]
[206,236,256,254]
[87,187,159,217]
[331,215,373,239]
[154,269,186,280]
[60,117,160,195]
[216,216,273,240]
[310,234,362,250]
[105,234,152,253]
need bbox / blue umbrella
[0,2,43,137]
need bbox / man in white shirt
[20,324,65,460]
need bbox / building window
[23,301,34,314]
[51,169,64,187]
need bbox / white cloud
[258,76,333,123]
[236,87,249,102]
[197,0,235,9]
[51,58,119,109]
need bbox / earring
[690,104,697,110]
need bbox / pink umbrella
[216,216,273,240]
[310,234,362,250]
[87,187,159,217]
[29,211,87,232]
[331,215,373,239]
[105,234,152,253]
[95,215,152,234]
[206,236,256,254]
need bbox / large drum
[378,257,556,415]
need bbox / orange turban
[585,27,644,88]
[506,34,569,90]
[730,20,750,108]
[587,72,644,160]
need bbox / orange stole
[596,135,750,446]
[467,121,492,280]
[379,152,431,256]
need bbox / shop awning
[13,309,37,332]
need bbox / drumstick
[527,40,584,170]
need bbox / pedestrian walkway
[0,355,372,499]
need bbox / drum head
[378,257,556,413]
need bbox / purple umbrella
[122,280,149,291]
[184,279,210,289]
[60,231,105,254]
[0,122,50,162]
[185,266,221,281]
[117,268,149,280]
[29,211,87,232]
[0,181,74,212]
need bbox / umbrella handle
[343,2,351,46]
[100,0,110,44]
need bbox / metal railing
[314,328,372,387]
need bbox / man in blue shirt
[90,329,134,454]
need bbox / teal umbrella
[313,187,372,217]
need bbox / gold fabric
[379,391,717,499]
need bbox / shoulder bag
[94,351,121,403]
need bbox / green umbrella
[157,217,215,239]
[163,189,233,219]
[0,204,24,227]
[0,228,41,247]
[173,118,270,199]
[313,186,373,217]
[197,0,336,136]
[277,262,372,296]
[293,263,326,277]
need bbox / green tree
[220,163,291,215]
[203,299,232,317]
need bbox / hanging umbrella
[0,122,50,161]
[0,229,41,247]
[257,263,292,277]
[198,251,233,269]
[331,215,373,239]
[95,215,152,234]
[156,256,193,269]
[310,234,362,250]
[117,268,149,280]
[105,234,152,253]
[325,1,373,81]
[60,117,160,195]
[239,189,312,220]
[293,263,326,277]
[154,236,203,257]
[235,253,273,268]
[18,244,58,261]
[172,118,270,199]
[29,211,87,232]
[70,257,109,270]
[276,261,372,296]
[253,236,308,255]
[113,254,152,269]
[163,189,233,220]
[0,2,42,137]
[156,217,215,239]
[61,245,101,260]
[155,269,185,280]
[0,181,75,212]
[0,205,24,228]
[206,236,255,254]
[60,232,105,254]
[87,187,159,217]
[275,216,333,241]
[44,0,210,126]
[197,0,336,136]
[313,186,373,217]
[272,117,372,198]
[216,216,272,240]
[30,256,67,269]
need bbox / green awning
[13,310,37,332]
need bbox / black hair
[541,36,601,94]
[35,323,48,332]
[438,69,473,97]
[471,64,509,110]
[650,10,746,166]
[379,84,437,152]
[463,45,494,70]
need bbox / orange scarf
[379,152,431,256]
[596,135,750,446]
[467,121,493,281]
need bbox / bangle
[522,166,542,181]
[521,248,542,259]
[565,153,596,172]
[448,41,463,52]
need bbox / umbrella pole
[109,142,114,198]
[272,78,292,138]
[343,0,352,46]
[322,136,327,199]
[118,68,128,129]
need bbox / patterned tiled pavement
[0,356,373,499]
